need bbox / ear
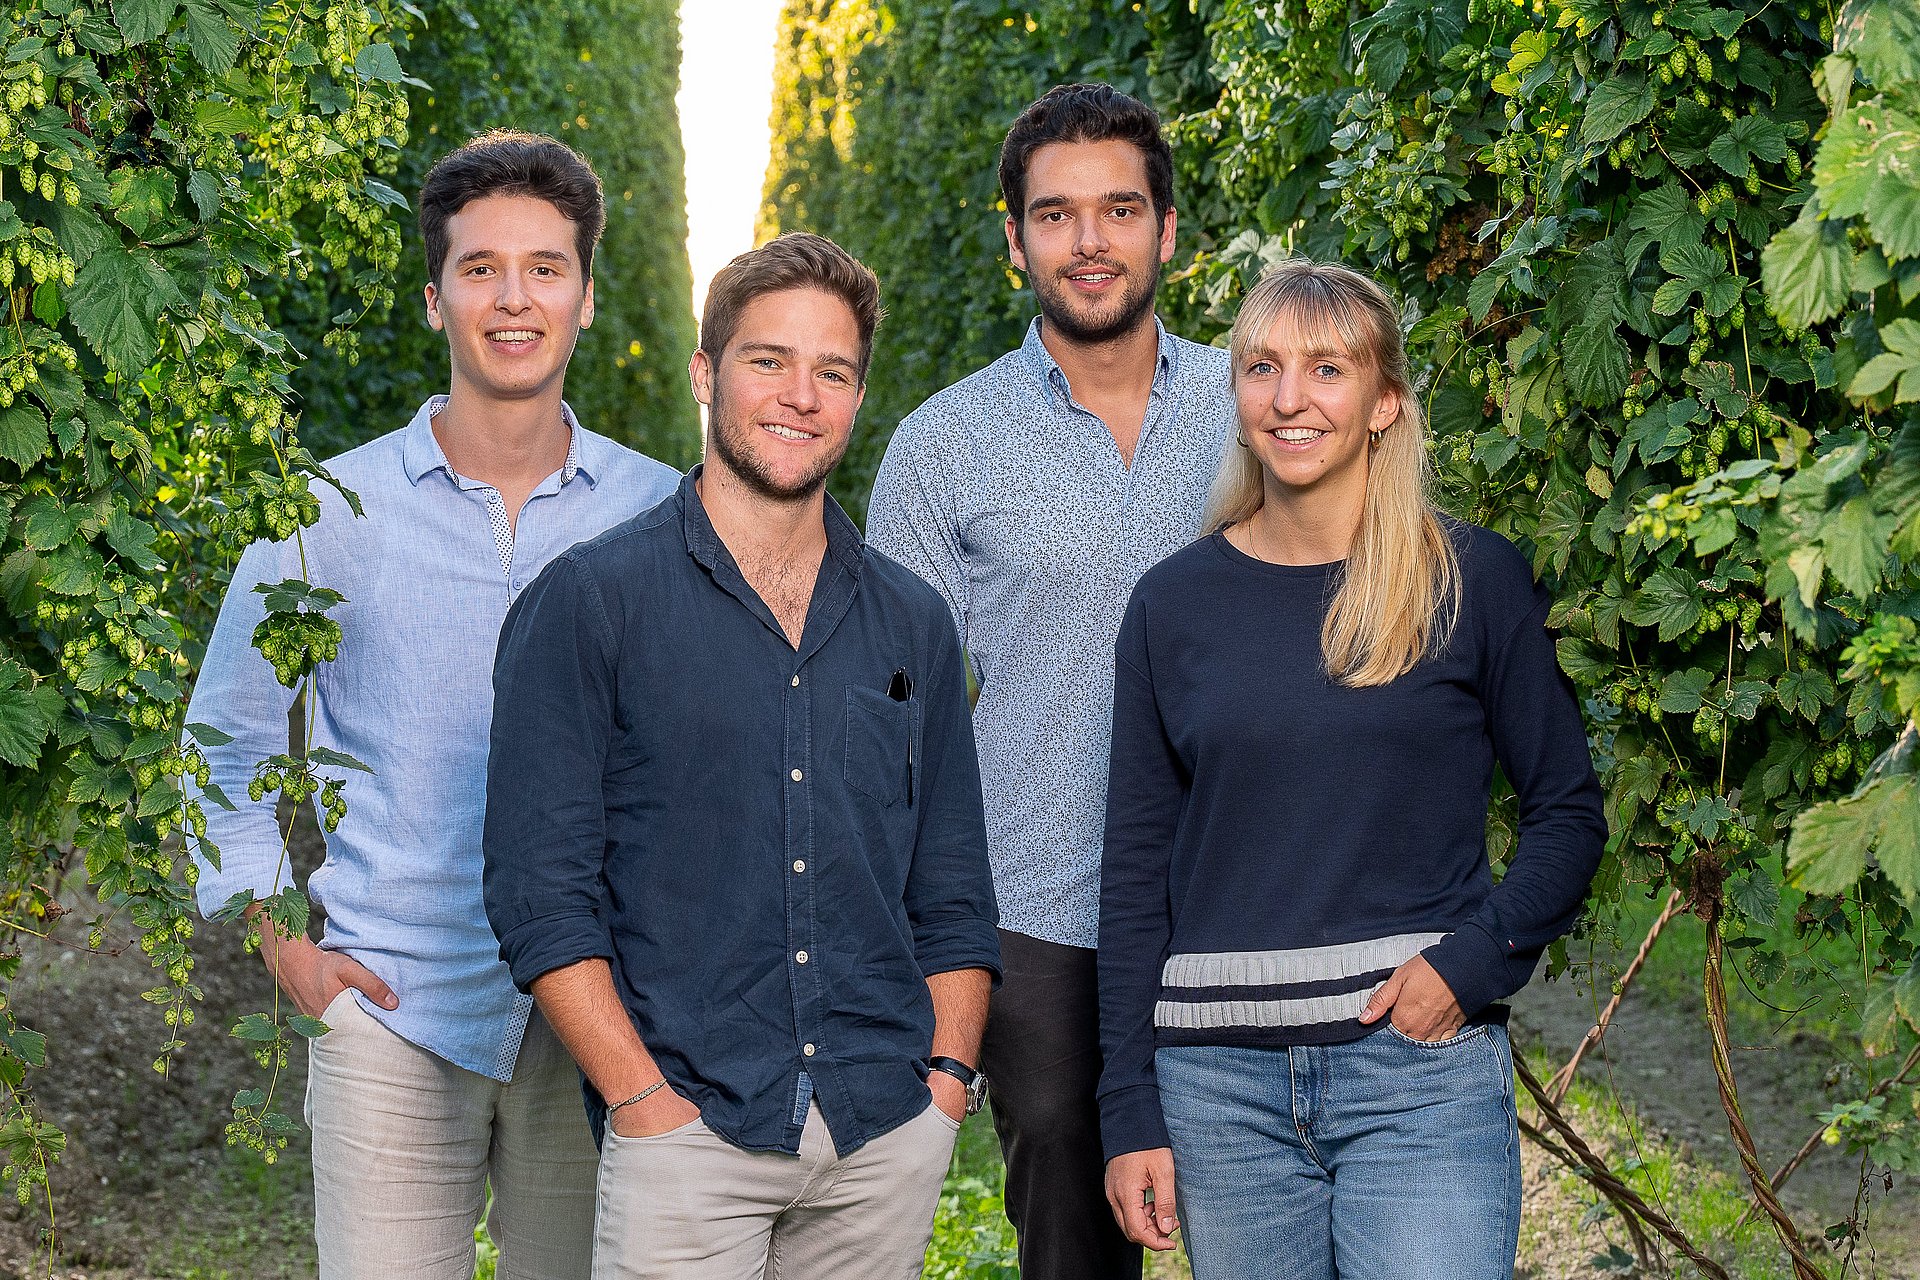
[1157,207,1178,266]
[1005,214,1028,275]
[688,348,713,407]
[1370,382,1402,435]
[580,276,596,331]
[424,281,443,332]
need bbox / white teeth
[1274,428,1326,443]
[1075,274,1114,282]
[490,330,539,342]
[762,423,811,441]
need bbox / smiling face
[691,286,865,502]
[1005,138,1175,346]
[1235,315,1401,500]
[424,193,594,406]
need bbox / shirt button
[793,860,805,873]
[795,950,809,965]
[791,675,800,687]
[790,768,803,782]
[803,1043,816,1057]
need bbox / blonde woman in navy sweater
[1096,260,1607,1280]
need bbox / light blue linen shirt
[866,318,1234,948]
[188,397,680,1080]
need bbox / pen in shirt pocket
[888,667,914,805]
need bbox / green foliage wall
[284,0,700,465]
[0,0,423,1191]
[768,0,1920,1251]
[763,0,1152,514]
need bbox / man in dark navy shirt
[482,232,999,1279]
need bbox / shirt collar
[400,395,599,488]
[678,465,866,580]
[1016,315,1177,406]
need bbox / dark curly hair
[998,83,1174,230]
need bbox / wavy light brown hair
[1204,259,1459,686]
[701,232,882,380]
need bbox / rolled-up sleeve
[185,534,302,916]
[903,613,1000,982]
[482,553,620,990]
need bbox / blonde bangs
[1206,258,1460,686]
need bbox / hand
[1358,953,1465,1042]
[929,1070,968,1123]
[607,1082,701,1139]
[258,926,397,1020]
[1104,1148,1180,1251]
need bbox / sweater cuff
[1099,1082,1171,1161]
[1421,924,1513,1021]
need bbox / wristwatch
[928,1056,989,1116]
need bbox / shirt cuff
[1099,1082,1171,1160]
[497,912,617,993]
[193,855,298,921]
[914,925,1003,988]
[1421,923,1515,1021]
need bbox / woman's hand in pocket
[1358,953,1464,1042]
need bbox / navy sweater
[1096,523,1607,1159]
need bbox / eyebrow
[1244,345,1357,364]
[736,341,860,373]
[453,248,573,267]
[1025,189,1151,214]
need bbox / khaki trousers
[590,1098,959,1279]
[306,990,599,1280]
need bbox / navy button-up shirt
[482,469,1000,1156]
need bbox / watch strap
[927,1056,978,1086]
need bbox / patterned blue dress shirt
[187,397,680,1080]
[867,318,1234,948]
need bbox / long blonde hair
[1203,259,1459,687]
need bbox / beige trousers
[590,1098,959,1279]
[306,990,599,1280]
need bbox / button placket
[783,656,823,1087]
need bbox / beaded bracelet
[607,1079,667,1115]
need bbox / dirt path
[4,811,1915,1279]
[0,826,321,1280]
[1510,970,1920,1277]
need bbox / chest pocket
[845,687,916,807]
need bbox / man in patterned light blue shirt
[867,84,1233,1280]
[187,133,678,1280]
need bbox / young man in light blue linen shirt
[186,131,679,1280]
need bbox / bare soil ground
[1511,966,1920,1278]
[3,813,1914,1279]
[0,821,322,1280]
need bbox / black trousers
[980,928,1143,1280]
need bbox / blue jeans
[1156,1025,1520,1280]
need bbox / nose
[1072,215,1110,259]
[1272,365,1309,416]
[496,268,531,314]
[778,369,819,413]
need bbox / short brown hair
[700,232,882,380]
[418,130,605,284]
[999,83,1174,226]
